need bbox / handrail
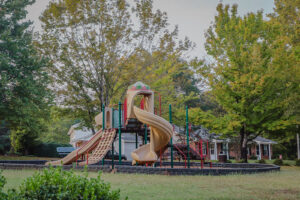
[173,144,187,168]
[75,129,105,164]
[76,129,103,153]
[76,135,103,165]
[190,143,204,169]
[189,143,202,159]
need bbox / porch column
[259,143,262,160]
[214,141,217,161]
[268,144,271,160]
[226,142,229,160]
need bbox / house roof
[253,136,277,144]
[173,125,277,144]
[68,123,94,143]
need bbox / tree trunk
[240,127,248,163]
[88,109,96,134]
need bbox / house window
[263,145,268,156]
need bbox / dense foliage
[0,168,120,200]
[0,0,52,154]
[0,0,298,160]
[37,0,201,128]
[191,1,299,162]
[273,159,284,166]
[296,159,300,167]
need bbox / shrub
[0,167,121,200]
[296,159,300,166]
[17,167,120,200]
[249,155,257,160]
[31,142,72,157]
[273,159,283,166]
[257,159,266,164]
[0,171,7,199]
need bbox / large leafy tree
[192,3,299,162]
[38,106,76,144]
[0,0,52,154]
[38,0,200,129]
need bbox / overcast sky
[26,0,275,58]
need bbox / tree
[38,106,75,144]
[192,3,299,162]
[37,0,199,129]
[0,0,52,154]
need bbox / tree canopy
[0,0,52,154]
[37,0,201,128]
[191,2,299,161]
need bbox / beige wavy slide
[131,106,173,164]
[46,129,107,166]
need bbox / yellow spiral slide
[131,106,173,164]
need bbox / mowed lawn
[2,167,300,200]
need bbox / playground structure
[47,82,219,169]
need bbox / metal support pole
[102,104,105,130]
[102,104,105,167]
[118,102,122,164]
[169,104,173,168]
[112,109,114,169]
[144,124,147,144]
[186,106,190,168]
[136,133,138,149]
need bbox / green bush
[273,159,283,166]
[31,142,72,157]
[296,159,300,166]
[18,167,120,200]
[0,167,121,200]
[249,155,257,160]
[0,170,7,199]
[257,159,266,164]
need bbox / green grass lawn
[2,166,300,200]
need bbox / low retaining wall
[0,161,280,176]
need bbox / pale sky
[26,0,275,58]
